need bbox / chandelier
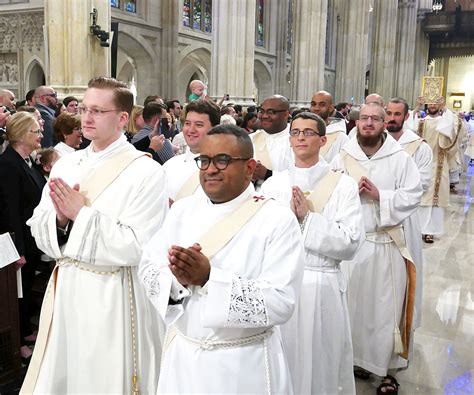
[432,0,443,12]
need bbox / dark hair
[88,77,133,114]
[233,104,242,113]
[242,112,257,129]
[63,96,79,108]
[335,102,348,111]
[165,100,180,112]
[143,102,167,123]
[144,95,163,106]
[26,89,35,102]
[388,97,409,115]
[220,105,235,116]
[207,124,254,158]
[185,99,221,127]
[291,108,310,119]
[290,111,326,136]
[15,100,26,109]
[247,105,256,113]
[16,105,36,113]
[53,113,81,142]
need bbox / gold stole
[306,170,342,214]
[252,130,274,170]
[320,132,341,157]
[340,151,416,360]
[174,170,200,202]
[21,149,149,394]
[403,139,423,157]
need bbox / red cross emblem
[253,195,265,202]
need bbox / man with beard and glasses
[331,103,422,395]
[34,86,59,147]
[405,96,459,244]
[310,90,349,163]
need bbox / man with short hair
[262,112,364,395]
[163,99,220,203]
[385,97,433,341]
[251,95,292,183]
[22,77,167,394]
[310,90,349,163]
[332,103,423,394]
[139,124,304,394]
[335,102,349,119]
[133,102,174,164]
[34,85,58,147]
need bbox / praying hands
[49,177,85,227]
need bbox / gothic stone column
[161,0,180,101]
[45,0,110,99]
[335,0,370,104]
[290,0,328,107]
[368,0,398,100]
[209,0,256,106]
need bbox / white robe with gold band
[23,136,168,394]
[250,124,293,171]
[261,160,364,395]
[331,134,423,376]
[321,119,349,164]
[139,184,304,394]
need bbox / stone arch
[116,30,155,105]
[254,59,273,103]
[25,58,45,92]
[178,47,211,102]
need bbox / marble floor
[356,163,474,395]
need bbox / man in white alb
[332,103,422,394]
[139,124,304,394]
[21,77,167,394]
[262,112,364,394]
[162,98,220,203]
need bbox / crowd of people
[0,78,473,395]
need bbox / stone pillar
[411,7,430,106]
[161,0,180,101]
[209,0,256,106]
[394,0,417,104]
[368,0,398,100]
[45,0,110,99]
[274,0,290,97]
[335,0,370,104]
[289,0,328,107]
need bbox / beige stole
[320,132,341,157]
[252,130,274,170]
[340,151,416,360]
[306,170,342,214]
[174,170,200,202]
[21,149,149,394]
[403,139,423,157]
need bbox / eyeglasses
[256,107,288,116]
[78,106,121,118]
[29,129,43,135]
[42,92,57,98]
[359,115,384,122]
[194,154,251,170]
[289,128,322,137]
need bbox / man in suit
[34,86,58,147]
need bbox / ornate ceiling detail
[0,12,44,52]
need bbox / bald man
[310,90,349,163]
[348,93,386,138]
[0,89,16,111]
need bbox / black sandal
[353,368,371,380]
[377,374,399,394]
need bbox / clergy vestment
[53,141,75,156]
[321,119,349,163]
[397,129,433,329]
[251,124,293,171]
[162,147,204,201]
[406,110,458,235]
[22,136,167,394]
[139,184,304,394]
[261,159,364,395]
[331,134,423,377]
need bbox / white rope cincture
[126,266,140,395]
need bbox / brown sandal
[377,375,399,394]
[423,234,434,243]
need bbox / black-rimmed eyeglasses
[194,154,251,170]
[256,107,287,116]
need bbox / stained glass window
[193,0,202,30]
[256,0,264,47]
[111,0,120,8]
[203,0,212,33]
[183,0,191,27]
[125,1,136,13]
[183,0,212,33]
